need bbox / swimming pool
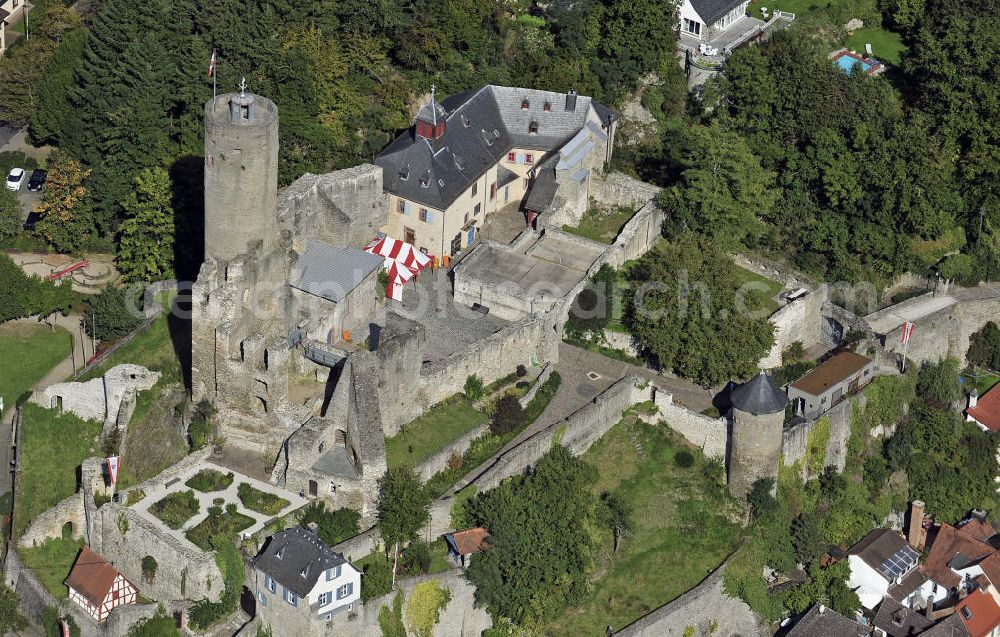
[830,49,884,76]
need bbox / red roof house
[955,587,1000,637]
[64,547,137,623]
[966,385,1000,433]
[443,527,490,567]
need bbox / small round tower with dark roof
[727,371,789,500]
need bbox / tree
[404,580,452,637]
[129,607,179,637]
[34,149,93,251]
[85,286,144,341]
[297,501,360,546]
[790,514,826,565]
[747,478,777,518]
[31,28,88,145]
[0,584,26,635]
[376,466,431,574]
[597,491,631,553]
[0,253,74,322]
[117,168,176,283]
[0,187,20,242]
[916,358,962,406]
[490,395,525,436]
[968,322,1000,371]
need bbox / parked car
[5,168,25,191]
[27,169,47,192]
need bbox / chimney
[565,89,577,112]
[969,389,978,410]
[819,604,826,614]
[909,500,927,550]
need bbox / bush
[401,540,432,575]
[0,253,74,322]
[297,501,361,546]
[141,556,158,583]
[41,607,78,637]
[0,188,20,242]
[516,364,527,378]
[185,469,234,493]
[188,400,216,451]
[490,395,525,436]
[85,285,144,341]
[464,375,484,401]
[362,559,393,601]
[237,483,289,516]
[149,490,200,529]
[674,450,695,468]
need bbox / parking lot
[1,122,47,221]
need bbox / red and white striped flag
[901,321,916,345]
[60,619,70,637]
[107,456,120,487]
[208,49,217,78]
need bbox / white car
[5,168,25,191]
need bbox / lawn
[237,483,289,516]
[562,206,636,244]
[15,404,102,538]
[185,507,255,550]
[962,371,1000,397]
[149,490,200,530]
[732,265,783,315]
[0,321,72,412]
[544,411,743,636]
[186,469,234,493]
[19,536,83,599]
[844,27,907,65]
[384,396,487,468]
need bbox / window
[521,99,529,110]
[284,588,298,607]
[474,203,481,215]
[329,482,336,494]
[464,212,469,224]
[397,200,407,214]
[258,592,268,607]
[543,101,551,112]
[419,208,428,222]
[300,565,310,578]
[683,18,701,36]
[318,592,331,607]
[507,152,516,162]
[265,575,276,593]
[504,186,509,202]
[821,397,827,404]
[490,182,497,200]
[961,607,973,620]
[325,613,333,621]
[526,154,534,164]
[275,546,285,560]
[336,583,354,600]
[528,121,538,134]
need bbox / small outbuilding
[443,527,490,567]
[787,351,874,419]
[65,546,138,623]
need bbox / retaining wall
[413,422,491,482]
[759,286,826,368]
[781,393,865,477]
[653,387,727,459]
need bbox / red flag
[59,619,70,637]
[901,321,915,345]
[107,456,120,487]
[208,49,217,78]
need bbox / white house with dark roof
[251,526,361,632]
[376,85,617,261]
[847,528,921,609]
[678,0,752,41]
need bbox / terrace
[130,461,306,551]
[679,11,795,66]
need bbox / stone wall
[323,570,491,637]
[653,387,727,459]
[614,562,766,637]
[413,422,491,482]
[759,286,826,368]
[91,502,225,603]
[30,364,160,431]
[876,295,1000,368]
[781,393,865,477]
[590,171,661,211]
[4,549,160,637]
[518,363,553,409]
[17,494,86,548]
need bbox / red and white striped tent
[365,235,431,301]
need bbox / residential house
[64,546,138,623]
[847,528,921,609]
[873,596,935,637]
[443,527,489,567]
[678,0,751,42]
[0,0,26,58]
[785,604,868,636]
[966,385,1000,434]
[787,351,875,419]
[955,587,1000,637]
[376,85,617,262]
[251,525,361,634]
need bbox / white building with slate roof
[376,85,617,261]
[252,525,362,631]
[678,0,752,41]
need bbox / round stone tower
[727,371,788,501]
[203,84,279,262]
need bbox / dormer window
[481,129,493,146]
[419,174,429,188]
[543,101,551,112]
[528,121,539,135]
[521,99,529,110]
[437,178,445,187]
[275,546,285,560]
[399,165,409,181]
[461,114,470,128]
[962,606,973,620]
[300,564,310,578]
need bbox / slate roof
[790,351,873,397]
[524,154,559,213]
[850,528,919,582]
[377,85,617,211]
[290,240,384,303]
[888,568,929,602]
[255,526,352,598]
[730,371,788,415]
[920,614,973,637]
[690,0,748,26]
[786,604,868,636]
[874,596,935,637]
[65,546,128,608]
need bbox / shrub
[490,395,525,436]
[464,375,484,401]
[0,253,74,322]
[41,607,77,637]
[674,450,695,468]
[84,285,144,341]
[237,483,289,516]
[447,452,464,470]
[188,400,216,451]
[362,559,393,601]
[401,540,432,575]
[297,501,360,546]
[185,469,234,493]
[516,364,527,378]
[141,556,158,583]
[149,490,200,529]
